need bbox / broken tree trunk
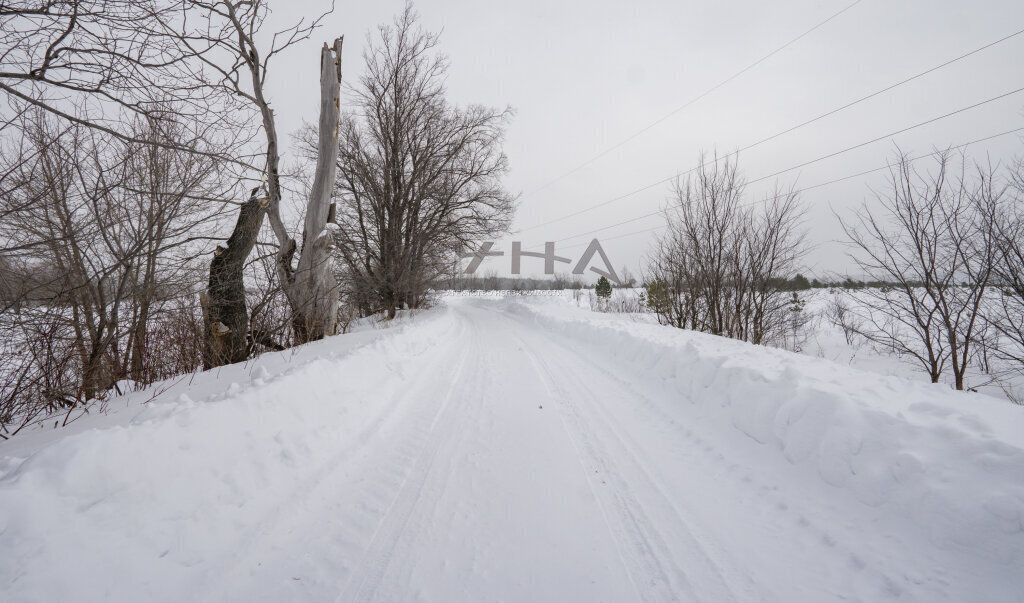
[287,37,344,343]
[201,187,267,368]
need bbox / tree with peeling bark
[289,39,344,342]
[161,1,344,362]
[201,187,268,367]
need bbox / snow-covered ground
[1,295,1022,601]
[798,289,1024,403]
[550,286,1024,403]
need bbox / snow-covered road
[2,297,1023,602]
[337,300,746,603]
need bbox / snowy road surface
[2,297,1023,602]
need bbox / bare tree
[744,184,805,345]
[1,0,270,375]
[619,266,637,288]
[987,156,1024,382]
[646,153,805,345]
[156,1,345,355]
[825,290,861,346]
[644,235,696,329]
[121,115,228,381]
[0,1,247,162]
[0,107,224,426]
[200,187,267,366]
[311,5,515,319]
[842,150,999,390]
[668,153,746,337]
[290,38,344,340]
[0,1,352,430]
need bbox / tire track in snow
[509,312,741,602]
[336,310,485,603]
[519,308,919,601]
[199,313,469,601]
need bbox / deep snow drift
[1,296,1022,602]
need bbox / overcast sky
[266,0,1024,280]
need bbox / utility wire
[560,225,666,250]
[748,86,1024,184]
[522,0,866,198]
[519,82,1024,235]
[724,28,1024,179]
[547,125,1024,251]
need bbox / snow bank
[0,307,458,601]
[509,299,1024,567]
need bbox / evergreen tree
[643,278,669,312]
[595,276,612,299]
[790,273,811,290]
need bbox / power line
[547,125,1024,251]
[483,125,1021,273]
[521,0,866,198]
[748,86,1024,184]
[558,225,665,252]
[519,29,1024,233]
[518,83,1024,235]
[554,125,1024,248]
[723,28,1024,176]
